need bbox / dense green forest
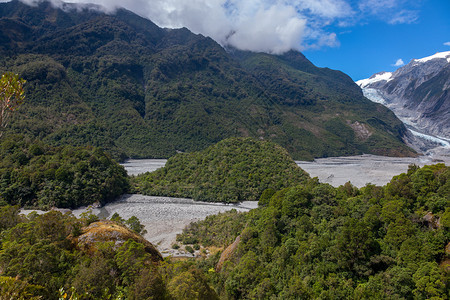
[177,163,450,299]
[131,137,309,202]
[0,164,448,299]
[0,207,219,299]
[0,135,128,209]
[0,0,415,161]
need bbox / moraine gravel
[70,195,257,257]
[21,153,449,257]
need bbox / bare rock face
[347,121,372,140]
[357,52,450,140]
[422,212,440,229]
[75,220,163,262]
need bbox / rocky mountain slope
[0,0,414,160]
[357,52,450,144]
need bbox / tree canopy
[132,137,309,202]
[0,208,218,299]
[177,164,450,299]
[0,135,129,209]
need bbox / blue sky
[303,0,450,80]
[5,0,450,81]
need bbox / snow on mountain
[413,51,450,64]
[360,88,388,105]
[356,72,393,88]
[357,51,450,154]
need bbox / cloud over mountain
[2,0,425,54]
[393,58,405,67]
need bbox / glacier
[361,85,450,152]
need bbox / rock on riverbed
[90,195,257,255]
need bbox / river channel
[123,153,449,189]
[22,154,448,256]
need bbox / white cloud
[1,0,425,54]
[358,0,399,14]
[295,0,354,19]
[388,10,418,25]
[138,0,353,52]
[393,59,405,67]
[358,0,419,25]
[226,5,307,54]
[4,0,353,53]
[444,42,450,47]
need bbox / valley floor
[77,195,257,257]
[22,195,257,257]
[296,152,449,187]
[119,154,449,254]
[22,153,449,257]
[124,153,450,188]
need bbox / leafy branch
[0,72,26,137]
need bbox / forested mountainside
[0,0,414,160]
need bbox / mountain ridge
[0,0,414,160]
[357,51,450,142]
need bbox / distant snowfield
[413,51,450,63]
[356,72,393,88]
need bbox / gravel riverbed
[296,153,449,188]
[21,153,448,257]
[86,195,257,256]
[22,195,257,257]
[123,153,450,189]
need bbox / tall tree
[0,72,26,136]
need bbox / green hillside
[178,164,450,299]
[1,164,447,299]
[0,135,128,209]
[0,0,415,160]
[132,137,309,202]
